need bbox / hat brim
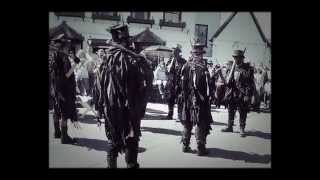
[54,38,72,43]
[232,55,245,58]
[191,50,206,54]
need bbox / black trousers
[167,93,176,117]
[88,72,95,97]
[52,99,61,128]
[228,101,249,128]
[167,92,183,119]
[107,137,139,166]
[177,100,183,120]
[181,120,207,146]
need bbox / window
[94,12,117,16]
[127,12,154,27]
[195,24,208,47]
[55,12,85,20]
[92,12,120,21]
[164,12,181,23]
[131,12,150,20]
[159,12,185,30]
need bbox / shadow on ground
[143,114,170,120]
[146,108,167,114]
[250,108,271,114]
[211,121,228,126]
[142,107,170,120]
[232,130,271,140]
[74,138,109,152]
[141,126,185,136]
[246,130,271,140]
[78,114,100,125]
[260,108,271,113]
[74,138,146,153]
[204,148,271,164]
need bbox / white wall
[49,12,197,59]
[193,12,221,58]
[49,12,271,67]
[213,12,271,67]
[254,12,271,42]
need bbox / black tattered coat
[180,59,213,135]
[98,46,153,151]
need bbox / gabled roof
[209,12,271,48]
[132,27,165,45]
[49,21,84,41]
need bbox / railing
[55,12,85,21]
[127,16,155,28]
[92,13,121,22]
[159,19,186,31]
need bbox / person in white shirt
[75,48,90,96]
[154,60,168,101]
[253,68,264,111]
[263,79,271,109]
[85,46,99,97]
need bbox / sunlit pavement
[49,102,271,168]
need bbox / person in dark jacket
[98,24,153,168]
[50,34,81,144]
[165,44,186,121]
[221,50,255,137]
[180,40,213,156]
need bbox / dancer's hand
[73,121,82,129]
[97,119,102,127]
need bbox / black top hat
[232,50,245,58]
[107,24,129,42]
[191,39,206,54]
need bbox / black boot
[182,143,192,153]
[240,127,246,137]
[181,132,192,153]
[166,110,173,119]
[61,126,77,144]
[221,125,233,132]
[107,153,117,168]
[125,139,140,168]
[197,143,208,156]
[125,149,139,168]
[127,161,139,168]
[221,117,234,132]
[54,121,61,138]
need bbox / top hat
[191,40,206,54]
[107,24,129,42]
[232,50,245,58]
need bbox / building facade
[49,12,271,67]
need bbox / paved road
[49,103,271,168]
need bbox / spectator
[214,64,227,108]
[85,46,99,97]
[263,78,271,109]
[74,49,89,96]
[154,59,168,102]
[253,68,264,112]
